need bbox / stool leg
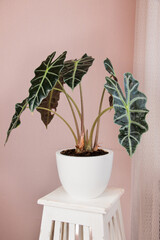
[109,218,116,240]
[116,202,126,240]
[91,215,106,240]
[39,207,54,240]
[53,221,62,240]
[107,201,126,240]
[114,213,122,239]
[92,227,105,240]
[69,223,76,240]
[83,226,90,240]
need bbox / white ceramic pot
[56,149,113,199]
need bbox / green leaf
[104,58,115,76]
[28,51,67,112]
[62,54,94,89]
[104,58,117,106]
[36,77,64,128]
[104,73,149,156]
[5,98,28,144]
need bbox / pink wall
[0,0,136,239]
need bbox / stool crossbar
[38,187,126,240]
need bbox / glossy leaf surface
[104,58,117,106]
[36,77,64,128]
[5,98,28,144]
[105,73,149,156]
[28,51,67,112]
[104,58,115,76]
[62,54,94,89]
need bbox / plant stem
[93,88,105,151]
[78,83,85,149]
[87,106,113,151]
[36,106,78,144]
[53,87,81,118]
[58,80,80,141]
[67,95,81,118]
[79,83,84,133]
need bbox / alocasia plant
[5,51,149,156]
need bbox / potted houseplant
[5,51,149,199]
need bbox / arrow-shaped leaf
[28,51,67,112]
[5,98,28,144]
[104,58,118,106]
[62,54,94,89]
[104,58,115,76]
[104,73,149,156]
[36,77,64,128]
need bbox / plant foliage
[104,73,149,156]
[36,77,64,128]
[28,51,66,112]
[62,54,94,89]
[5,51,149,157]
[5,98,28,144]
[104,58,115,76]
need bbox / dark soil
[61,149,108,157]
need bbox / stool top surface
[38,187,124,214]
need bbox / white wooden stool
[38,187,126,240]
